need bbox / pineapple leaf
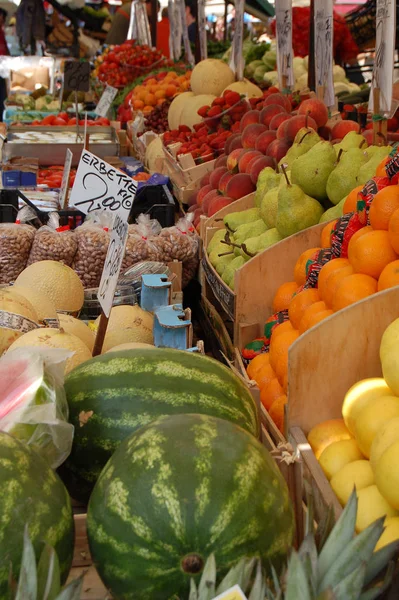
[53,575,83,600]
[315,505,335,553]
[37,544,61,600]
[317,490,358,582]
[248,561,266,600]
[360,560,395,600]
[329,562,366,600]
[198,554,216,600]
[15,525,37,600]
[215,558,256,596]
[285,550,313,600]
[189,578,198,600]
[318,517,385,595]
[298,533,318,594]
[363,541,399,587]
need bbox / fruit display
[23,113,110,127]
[37,165,76,187]
[129,70,191,115]
[87,413,294,598]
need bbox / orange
[320,220,338,248]
[332,273,378,312]
[378,259,399,291]
[269,395,287,433]
[293,247,321,285]
[144,93,157,107]
[260,377,284,411]
[165,84,178,97]
[304,309,333,330]
[269,329,299,373]
[347,225,374,252]
[322,265,354,307]
[133,99,145,110]
[308,418,352,459]
[348,230,398,278]
[270,320,295,341]
[282,372,288,394]
[343,185,363,214]
[157,98,165,106]
[388,208,399,253]
[143,105,153,114]
[253,362,275,390]
[318,258,351,301]
[369,186,399,230]
[272,281,298,312]
[246,352,270,380]
[154,89,166,99]
[375,156,389,177]
[298,301,327,333]
[288,288,321,329]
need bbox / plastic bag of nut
[27,212,77,267]
[122,214,162,270]
[149,214,199,263]
[72,211,111,289]
[0,206,36,284]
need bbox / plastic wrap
[72,211,112,288]
[152,213,199,262]
[28,212,77,266]
[122,214,162,270]
[0,347,74,469]
[0,206,36,284]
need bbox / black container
[0,189,19,223]
[129,184,177,228]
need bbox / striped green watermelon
[60,348,260,504]
[0,432,74,599]
[87,413,294,600]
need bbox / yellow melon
[15,261,84,313]
[94,305,154,353]
[330,460,375,506]
[356,485,398,532]
[223,79,263,98]
[0,288,38,353]
[57,313,94,353]
[374,517,399,551]
[375,439,399,510]
[11,284,58,325]
[318,438,364,480]
[168,91,194,130]
[7,328,92,374]
[105,342,154,353]
[342,378,394,435]
[370,417,399,471]
[179,94,217,130]
[307,418,352,459]
[190,59,235,96]
[354,395,399,457]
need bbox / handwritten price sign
[275,0,294,89]
[314,0,334,107]
[59,149,73,209]
[97,214,129,317]
[95,85,118,118]
[368,0,396,115]
[64,60,91,93]
[69,150,137,222]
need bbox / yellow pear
[319,438,363,480]
[330,460,374,506]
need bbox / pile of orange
[247,181,399,434]
[130,71,191,114]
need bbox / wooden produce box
[163,143,216,189]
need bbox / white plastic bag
[0,347,74,469]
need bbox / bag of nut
[27,212,77,267]
[72,211,112,289]
[150,214,199,263]
[122,214,162,270]
[0,206,36,284]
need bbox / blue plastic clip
[153,304,192,350]
[140,274,172,312]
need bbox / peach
[269,112,291,131]
[187,193,198,207]
[187,203,198,212]
[318,125,331,140]
[200,172,211,186]
[238,150,262,173]
[209,166,228,189]
[264,93,292,112]
[229,136,243,151]
[219,171,234,194]
[239,110,260,132]
[277,114,318,142]
[193,207,204,227]
[208,196,234,217]
[226,173,256,200]
[215,154,228,168]
[255,130,277,154]
[226,148,246,172]
[267,139,291,163]
[249,156,275,184]
[202,189,221,215]
[331,120,360,139]
[225,133,241,155]
[197,184,213,206]
[242,123,268,149]
[259,104,286,128]
[298,98,328,127]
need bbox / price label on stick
[63,60,91,93]
[95,85,118,118]
[314,0,334,107]
[69,150,137,222]
[275,0,294,90]
[368,0,396,116]
[59,149,73,210]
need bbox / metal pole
[223,0,228,43]
[308,0,315,92]
[151,0,157,47]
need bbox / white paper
[97,213,129,318]
[59,148,73,210]
[275,0,294,89]
[212,585,247,600]
[127,0,152,46]
[69,150,137,222]
[368,0,396,115]
[95,85,118,118]
[314,0,335,107]
[197,0,207,61]
[178,0,194,67]
[229,0,245,81]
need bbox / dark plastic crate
[0,190,19,223]
[130,184,177,228]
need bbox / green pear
[233,219,268,246]
[260,187,279,228]
[241,228,283,258]
[222,256,245,290]
[356,146,391,185]
[291,141,336,201]
[207,229,226,254]
[214,253,235,276]
[319,197,345,223]
[276,177,324,238]
[334,131,367,155]
[279,128,321,169]
[223,207,260,232]
[254,168,281,208]
[327,147,369,205]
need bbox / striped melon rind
[87,414,294,599]
[60,348,260,503]
[0,432,74,597]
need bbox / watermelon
[0,432,74,597]
[87,414,294,599]
[60,348,260,503]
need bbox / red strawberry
[197,105,209,118]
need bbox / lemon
[318,438,363,480]
[374,517,399,551]
[370,417,399,471]
[354,395,399,457]
[342,378,393,435]
[356,485,398,533]
[375,439,399,510]
[307,419,352,460]
[380,317,399,395]
[330,460,374,506]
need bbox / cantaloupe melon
[179,94,217,130]
[94,305,154,353]
[223,79,263,98]
[0,288,39,354]
[105,342,154,353]
[15,261,84,313]
[11,285,58,325]
[8,328,92,374]
[191,59,235,96]
[168,91,194,130]
[57,313,95,353]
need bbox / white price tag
[314,0,335,107]
[95,85,118,118]
[368,0,396,115]
[69,150,137,222]
[97,213,129,318]
[275,0,294,89]
[59,148,73,209]
[212,585,247,600]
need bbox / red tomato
[53,117,67,126]
[41,115,56,126]
[58,112,69,121]
[68,118,77,126]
